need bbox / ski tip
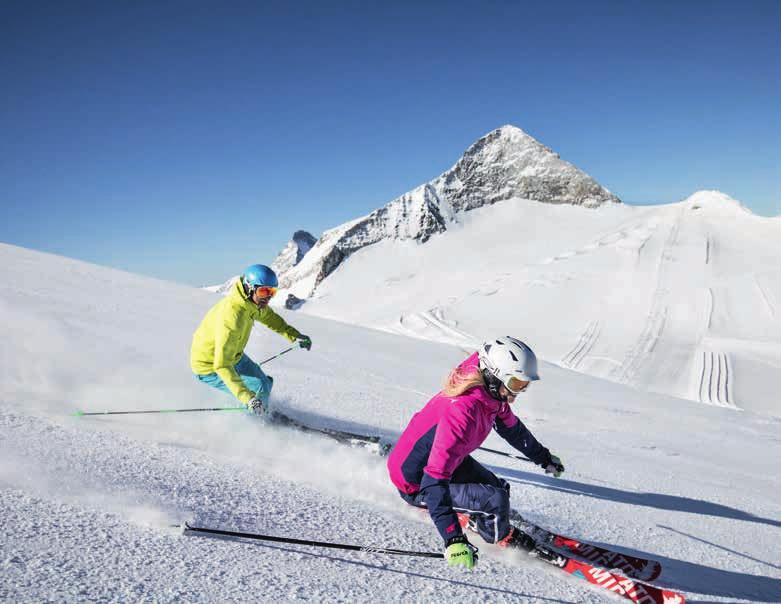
[73,410,84,417]
[662,590,686,604]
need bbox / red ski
[528,545,685,604]
[521,521,662,581]
[508,510,662,581]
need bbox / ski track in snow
[705,287,715,331]
[301,194,781,416]
[561,320,601,370]
[612,210,682,386]
[697,350,736,409]
[541,219,656,268]
[395,307,478,347]
[754,274,776,318]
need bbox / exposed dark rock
[276,125,622,296]
[285,293,305,310]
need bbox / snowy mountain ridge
[275,125,621,296]
[299,189,781,416]
[203,129,780,416]
[430,124,621,212]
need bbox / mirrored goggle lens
[506,376,530,394]
[256,286,278,298]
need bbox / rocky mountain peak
[271,230,317,276]
[433,126,620,212]
[275,125,622,297]
[291,231,317,263]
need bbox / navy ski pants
[399,456,512,544]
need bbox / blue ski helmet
[241,264,278,291]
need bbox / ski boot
[457,513,478,533]
[503,525,569,567]
[458,515,540,554]
[497,526,537,552]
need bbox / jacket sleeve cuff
[420,472,462,543]
[534,447,552,467]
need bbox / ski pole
[181,522,449,559]
[74,406,246,417]
[477,446,532,464]
[257,345,296,366]
[75,346,297,417]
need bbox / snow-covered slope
[301,191,781,416]
[1,242,779,602]
[277,125,620,296]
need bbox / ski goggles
[254,286,278,299]
[505,376,530,395]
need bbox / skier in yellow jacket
[190,264,311,414]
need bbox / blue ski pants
[195,354,273,403]
[400,456,512,544]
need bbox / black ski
[266,410,393,455]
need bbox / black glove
[297,335,312,350]
[542,453,565,477]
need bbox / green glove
[445,535,477,570]
[297,335,312,350]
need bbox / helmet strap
[241,278,254,299]
[481,369,507,401]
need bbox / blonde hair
[442,366,485,397]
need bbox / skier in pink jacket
[387,337,564,570]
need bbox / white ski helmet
[478,336,540,397]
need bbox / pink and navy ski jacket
[387,352,551,542]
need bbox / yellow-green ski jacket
[190,280,301,403]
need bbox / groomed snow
[1,242,779,602]
[299,191,781,417]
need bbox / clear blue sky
[1,1,779,286]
